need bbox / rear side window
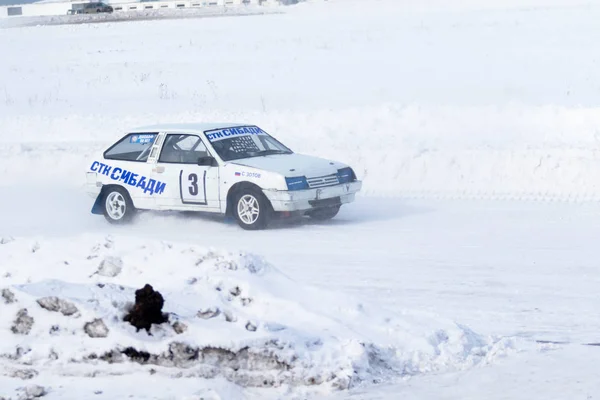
[104,133,157,162]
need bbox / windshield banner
[130,134,156,144]
[205,126,268,142]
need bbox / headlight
[336,167,356,183]
[285,176,309,191]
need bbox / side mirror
[197,156,218,167]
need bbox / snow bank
[0,235,524,397]
[3,104,600,201]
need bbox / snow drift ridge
[0,235,525,397]
[2,104,600,201]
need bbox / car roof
[127,122,252,133]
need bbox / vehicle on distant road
[68,2,113,15]
[84,123,362,230]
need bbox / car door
[154,133,220,210]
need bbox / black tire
[307,205,341,221]
[233,188,271,230]
[101,186,136,224]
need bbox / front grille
[306,173,339,189]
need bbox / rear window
[104,133,157,162]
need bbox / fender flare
[91,190,105,215]
[90,185,134,215]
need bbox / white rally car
[85,123,362,230]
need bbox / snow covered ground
[1,196,600,399]
[0,232,529,399]
[1,0,600,398]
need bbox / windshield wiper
[258,150,290,157]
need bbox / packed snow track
[1,185,599,344]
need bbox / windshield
[204,126,292,162]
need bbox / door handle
[154,166,165,173]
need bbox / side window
[262,136,280,151]
[158,134,209,164]
[104,133,157,162]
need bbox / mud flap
[91,190,105,215]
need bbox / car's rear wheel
[233,189,271,230]
[102,186,135,224]
[307,205,341,221]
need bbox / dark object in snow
[197,307,220,319]
[36,297,79,316]
[11,309,34,335]
[229,286,241,297]
[223,309,237,323]
[241,297,253,306]
[96,343,295,385]
[123,284,168,332]
[0,236,15,244]
[122,347,152,363]
[19,384,47,399]
[172,321,187,334]
[84,318,109,338]
[2,288,15,304]
[245,321,257,332]
[95,256,123,277]
[10,368,38,380]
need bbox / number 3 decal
[189,173,198,196]
[180,170,207,205]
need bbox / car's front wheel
[307,205,340,221]
[233,189,271,230]
[102,186,135,224]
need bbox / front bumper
[263,181,362,212]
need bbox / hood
[231,153,345,178]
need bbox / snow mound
[0,235,525,393]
